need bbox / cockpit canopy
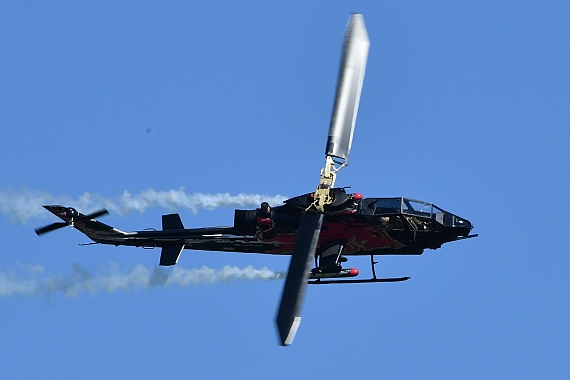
[360,197,471,229]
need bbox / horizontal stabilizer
[162,214,184,230]
[159,243,184,266]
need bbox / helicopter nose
[457,218,471,228]
[455,217,472,236]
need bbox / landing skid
[308,276,410,285]
[308,255,410,285]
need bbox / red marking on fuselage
[256,217,406,254]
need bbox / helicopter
[35,14,477,346]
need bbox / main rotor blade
[275,212,323,346]
[35,222,69,236]
[325,13,370,163]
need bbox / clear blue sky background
[1,1,569,378]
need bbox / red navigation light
[349,268,359,277]
[353,193,363,200]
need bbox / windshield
[369,198,401,214]
[361,197,471,229]
[402,199,432,216]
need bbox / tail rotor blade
[79,209,109,221]
[35,222,69,236]
[275,212,323,346]
[325,13,370,163]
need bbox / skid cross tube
[371,255,378,279]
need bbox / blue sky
[1,1,569,378]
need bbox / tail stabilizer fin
[162,214,184,230]
[160,243,184,266]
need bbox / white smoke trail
[0,263,286,299]
[0,187,288,223]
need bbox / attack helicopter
[36,14,477,346]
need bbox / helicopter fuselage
[57,189,475,260]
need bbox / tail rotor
[35,206,109,236]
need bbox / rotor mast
[313,155,346,211]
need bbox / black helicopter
[36,14,476,346]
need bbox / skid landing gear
[308,254,410,285]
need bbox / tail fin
[162,214,184,230]
[159,214,185,266]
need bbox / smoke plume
[0,263,286,299]
[0,187,287,223]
